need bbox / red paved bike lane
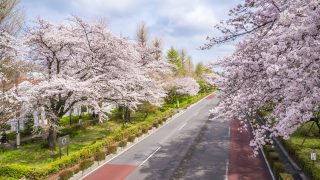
[83,164,136,180]
[228,119,272,180]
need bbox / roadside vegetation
[0,90,214,179]
[282,122,320,179]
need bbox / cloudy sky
[20,0,239,65]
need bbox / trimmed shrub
[158,119,164,125]
[59,170,73,180]
[272,161,286,178]
[269,152,280,162]
[113,133,123,142]
[142,128,148,134]
[136,131,143,137]
[79,159,94,172]
[128,135,135,142]
[264,145,274,153]
[279,173,294,180]
[94,151,106,162]
[107,145,117,154]
[0,164,45,179]
[153,122,159,128]
[119,141,127,147]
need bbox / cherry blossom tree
[206,0,320,153]
[0,30,24,135]
[173,77,200,96]
[24,17,167,149]
[202,73,220,87]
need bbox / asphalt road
[84,93,230,180]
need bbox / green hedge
[0,92,211,179]
[279,173,294,180]
[282,140,320,180]
[59,170,73,180]
[263,145,293,179]
[94,151,106,162]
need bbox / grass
[284,121,320,179]
[0,91,213,172]
[0,120,121,168]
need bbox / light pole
[16,118,20,148]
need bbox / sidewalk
[228,119,272,180]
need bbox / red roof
[1,77,41,91]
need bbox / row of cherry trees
[207,0,320,154]
[0,16,217,150]
[0,16,172,149]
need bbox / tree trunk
[125,106,131,123]
[48,125,57,150]
[316,120,320,134]
[310,117,320,134]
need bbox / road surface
[83,93,271,180]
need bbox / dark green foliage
[142,127,148,133]
[166,47,184,75]
[0,145,6,153]
[21,115,34,137]
[137,101,158,119]
[263,144,294,179]
[272,162,286,178]
[128,135,135,142]
[79,159,94,171]
[279,173,294,180]
[153,122,159,128]
[59,170,73,180]
[197,80,212,93]
[0,132,8,144]
[59,114,93,127]
[269,152,280,162]
[119,140,127,147]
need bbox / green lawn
[0,120,121,168]
[0,106,165,168]
[284,121,320,179]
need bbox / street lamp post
[16,119,20,148]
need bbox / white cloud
[21,0,239,64]
[158,1,217,31]
[71,0,141,14]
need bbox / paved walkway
[228,119,272,180]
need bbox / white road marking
[139,147,161,167]
[225,160,229,180]
[228,127,231,137]
[178,123,187,131]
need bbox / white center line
[225,160,229,180]
[178,123,187,131]
[228,127,231,137]
[139,147,161,167]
